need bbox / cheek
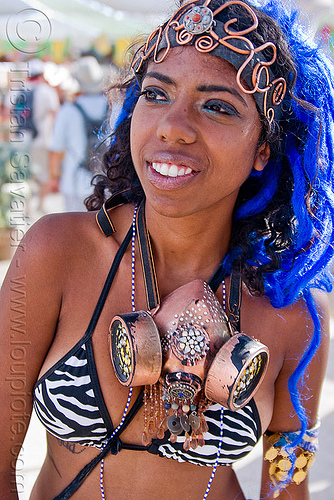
[211,128,260,188]
[233,123,262,167]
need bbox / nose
[156,101,198,144]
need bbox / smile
[152,162,193,177]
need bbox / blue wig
[103,0,334,452]
[235,0,334,447]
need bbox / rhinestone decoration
[171,323,209,366]
[113,321,132,380]
[132,1,287,124]
[182,5,214,34]
[233,353,263,402]
[164,281,228,361]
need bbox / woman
[1,1,333,499]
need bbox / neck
[143,201,233,295]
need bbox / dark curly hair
[86,0,301,298]
[86,0,334,457]
[86,0,334,308]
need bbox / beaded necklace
[99,204,138,499]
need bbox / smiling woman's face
[130,46,270,219]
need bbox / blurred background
[0,0,333,499]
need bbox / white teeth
[151,162,193,177]
[160,163,169,176]
[152,162,161,173]
[168,165,178,177]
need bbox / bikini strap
[53,390,145,500]
[84,189,135,336]
[85,224,132,336]
[228,266,242,332]
[208,261,227,293]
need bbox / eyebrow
[144,72,175,86]
[143,72,248,107]
[197,84,248,107]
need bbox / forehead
[143,46,258,112]
[144,46,239,85]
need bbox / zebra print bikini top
[33,192,262,468]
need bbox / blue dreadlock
[245,0,334,306]
[88,0,334,464]
[237,0,334,450]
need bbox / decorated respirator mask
[100,195,269,448]
[109,279,268,415]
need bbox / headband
[132,0,287,123]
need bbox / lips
[151,162,193,178]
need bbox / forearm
[49,150,63,182]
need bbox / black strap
[134,199,241,324]
[84,225,132,338]
[208,261,227,293]
[96,189,133,237]
[136,202,160,310]
[208,261,242,331]
[53,390,144,500]
[228,268,242,331]
[97,193,238,314]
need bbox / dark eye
[203,99,239,117]
[140,87,169,103]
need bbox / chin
[145,192,196,219]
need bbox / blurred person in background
[23,58,60,212]
[48,56,108,212]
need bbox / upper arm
[268,290,329,433]
[0,216,65,477]
[260,291,330,499]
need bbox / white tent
[1,0,333,55]
[0,0,177,45]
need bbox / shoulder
[2,209,120,302]
[34,82,59,104]
[16,211,108,271]
[56,101,77,117]
[21,202,134,263]
[241,285,330,389]
[242,287,330,432]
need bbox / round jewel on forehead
[183,5,214,33]
[132,0,287,124]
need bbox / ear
[253,142,271,172]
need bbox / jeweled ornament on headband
[132,0,287,123]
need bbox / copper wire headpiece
[132,0,287,123]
